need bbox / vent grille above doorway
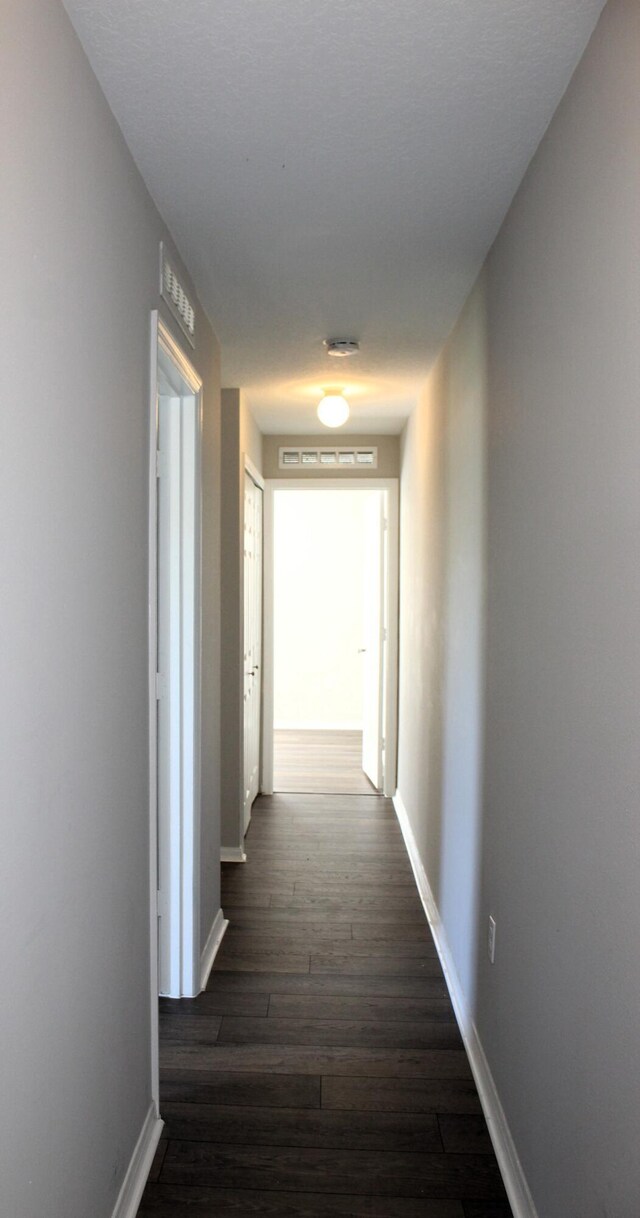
[279,447,378,470]
[160,243,195,347]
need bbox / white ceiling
[64,0,604,434]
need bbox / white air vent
[279,447,377,470]
[160,243,195,348]
[324,339,360,358]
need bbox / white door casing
[152,316,203,1001]
[243,469,263,831]
[261,479,398,799]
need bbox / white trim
[262,478,399,799]
[110,1103,163,1218]
[393,791,539,1218]
[147,314,161,1111]
[382,483,399,799]
[274,720,364,732]
[244,452,265,490]
[242,471,263,836]
[220,846,247,863]
[261,484,275,794]
[151,314,204,1002]
[157,313,203,392]
[199,908,229,991]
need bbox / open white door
[243,470,263,831]
[361,491,386,790]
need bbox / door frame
[148,310,204,1041]
[261,478,399,798]
[242,456,264,836]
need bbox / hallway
[6,3,639,1214]
[141,793,511,1215]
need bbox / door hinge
[155,671,164,699]
[382,627,387,642]
[381,737,386,751]
[383,517,388,531]
[156,450,164,478]
[156,889,164,917]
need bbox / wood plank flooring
[140,793,512,1217]
[273,730,377,794]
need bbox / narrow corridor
[141,793,512,1215]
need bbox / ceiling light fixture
[317,391,350,428]
[324,339,360,358]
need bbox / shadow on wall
[397,274,488,1016]
[438,280,488,1017]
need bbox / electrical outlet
[488,915,497,964]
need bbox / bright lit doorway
[262,480,398,798]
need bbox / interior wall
[0,3,221,1215]
[241,393,264,474]
[478,3,640,1213]
[220,388,264,850]
[398,276,487,1002]
[397,369,446,900]
[273,491,367,729]
[199,311,223,952]
[220,390,242,850]
[397,1,640,1214]
[438,281,487,1013]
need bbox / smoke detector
[324,338,360,358]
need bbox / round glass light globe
[317,393,349,428]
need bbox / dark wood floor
[140,793,512,1217]
[273,730,377,795]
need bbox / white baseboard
[199,907,229,992]
[220,846,247,863]
[393,791,539,1218]
[274,721,363,732]
[110,1102,163,1218]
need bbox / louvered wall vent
[279,447,377,470]
[160,243,195,347]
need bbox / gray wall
[398,279,487,1005]
[200,342,223,948]
[479,2,640,1212]
[397,1,640,1213]
[263,433,399,479]
[0,3,221,1215]
[241,394,264,476]
[398,374,446,896]
[220,389,264,850]
[440,281,487,1012]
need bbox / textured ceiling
[64,0,604,434]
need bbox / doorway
[262,480,398,799]
[149,314,203,1007]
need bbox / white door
[361,491,386,790]
[243,471,263,831]
[155,329,202,999]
